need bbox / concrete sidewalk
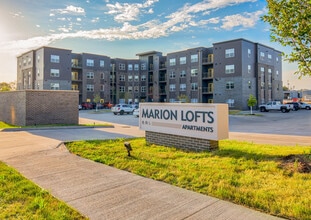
[0,123,295,219]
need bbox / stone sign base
[146,131,219,152]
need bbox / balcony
[71,64,82,69]
[202,86,213,94]
[71,77,82,82]
[202,54,214,64]
[202,70,214,79]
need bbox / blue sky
[0,0,310,89]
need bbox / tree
[262,0,311,77]
[177,94,190,103]
[247,94,257,115]
[93,93,101,111]
[0,82,12,91]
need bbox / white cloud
[1,0,262,57]
[10,11,24,18]
[51,5,85,16]
[221,10,264,30]
[106,0,159,23]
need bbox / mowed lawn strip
[66,138,311,220]
[0,162,88,219]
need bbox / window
[191,83,198,91]
[128,64,133,71]
[86,59,94,67]
[169,98,176,103]
[180,84,186,91]
[191,68,198,76]
[276,70,279,75]
[248,49,251,57]
[119,86,125,92]
[119,63,125,70]
[268,68,272,74]
[169,58,176,66]
[268,54,272,59]
[128,75,133,81]
[134,75,139,81]
[50,69,60,77]
[141,86,146,92]
[169,71,176,78]
[180,57,186,64]
[100,85,105,91]
[225,65,234,74]
[261,67,265,73]
[50,83,59,90]
[260,52,265,60]
[191,54,198,63]
[100,72,105,79]
[226,81,234,89]
[227,99,235,107]
[100,60,105,67]
[191,98,198,103]
[276,57,279,62]
[28,57,32,64]
[225,48,235,58]
[51,55,60,63]
[248,65,251,73]
[128,86,133,92]
[86,72,94,79]
[141,75,146,81]
[141,63,146,70]
[120,75,125,81]
[134,64,139,71]
[86,84,94,92]
[134,86,139,92]
[169,84,176,91]
[180,70,186,78]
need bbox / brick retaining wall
[146,131,219,152]
[0,90,78,126]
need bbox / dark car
[286,102,300,111]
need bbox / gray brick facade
[0,90,78,126]
[16,39,283,110]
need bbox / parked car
[286,102,300,111]
[111,104,135,115]
[103,102,114,109]
[133,108,140,117]
[81,102,93,110]
[299,102,311,110]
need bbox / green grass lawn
[66,138,311,220]
[0,162,88,219]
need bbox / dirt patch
[279,154,311,173]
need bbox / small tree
[93,93,101,111]
[247,94,257,115]
[177,94,190,103]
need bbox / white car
[299,102,311,110]
[133,108,140,117]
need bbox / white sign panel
[139,103,228,140]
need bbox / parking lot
[79,109,311,137]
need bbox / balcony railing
[202,70,213,79]
[71,64,82,68]
[202,86,213,94]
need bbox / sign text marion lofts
[139,103,229,141]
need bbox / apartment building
[16,38,283,110]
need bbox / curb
[0,125,115,132]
